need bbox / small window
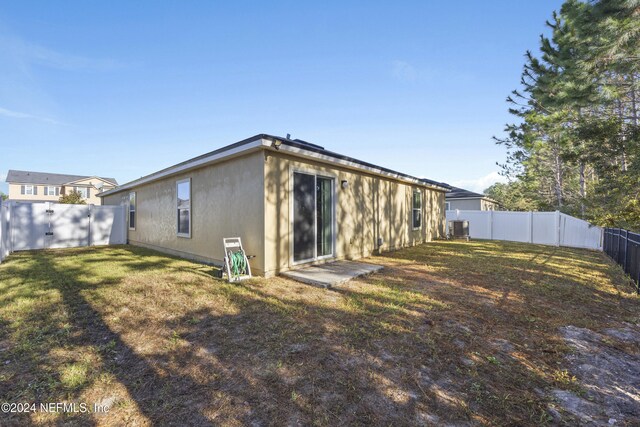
[412,190,422,229]
[24,185,34,195]
[73,186,88,198]
[46,186,60,196]
[445,202,450,211]
[176,178,191,237]
[129,192,136,230]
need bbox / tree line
[486,0,640,230]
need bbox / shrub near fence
[604,228,640,293]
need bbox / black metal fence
[603,228,640,293]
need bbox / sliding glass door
[316,177,333,257]
[293,173,316,262]
[293,172,334,262]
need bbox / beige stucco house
[100,134,448,277]
[445,186,500,211]
[6,170,118,205]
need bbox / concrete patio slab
[281,260,383,288]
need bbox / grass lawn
[0,241,638,426]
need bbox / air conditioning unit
[448,220,470,240]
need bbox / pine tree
[493,0,640,230]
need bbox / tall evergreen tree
[493,0,640,230]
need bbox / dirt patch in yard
[551,325,640,425]
[0,241,638,426]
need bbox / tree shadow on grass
[2,242,636,426]
[0,250,214,426]
[378,240,638,317]
[164,286,449,425]
[0,246,538,425]
[1,248,460,425]
[160,276,576,426]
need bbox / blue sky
[0,0,563,194]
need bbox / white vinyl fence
[1,200,9,262]
[446,210,603,251]
[0,201,126,263]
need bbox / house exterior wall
[447,198,482,211]
[66,178,115,205]
[446,198,499,211]
[101,147,446,277]
[263,150,445,277]
[8,183,58,201]
[102,151,266,274]
[481,199,499,211]
[8,179,115,205]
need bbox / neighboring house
[6,170,118,205]
[100,134,449,277]
[444,186,500,211]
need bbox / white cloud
[391,60,419,81]
[450,171,507,194]
[0,34,125,127]
[0,35,125,71]
[0,107,59,124]
[0,172,6,182]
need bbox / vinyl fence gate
[0,201,126,263]
[603,228,640,293]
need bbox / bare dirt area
[551,325,640,425]
[0,241,638,426]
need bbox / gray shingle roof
[5,170,117,186]
[445,186,490,199]
[100,134,449,197]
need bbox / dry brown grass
[0,241,638,426]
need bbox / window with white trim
[24,185,34,195]
[176,179,191,237]
[412,190,422,229]
[73,186,88,198]
[129,192,136,230]
[445,201,450,211]
[45,186,60,196]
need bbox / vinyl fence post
[9,202,13,254]
[45,202,50,250]
[88,204,93,247]
[489,210,494,240]
[555,210,561,247]
[122,204,127,244]
[529,211,534,243]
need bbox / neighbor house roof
[443,186,498,203]
[99,134,449,197]
[5,170,118,186]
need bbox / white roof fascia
[99,138,269,197]
[100,136,447,197]
[65,176,115,186]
